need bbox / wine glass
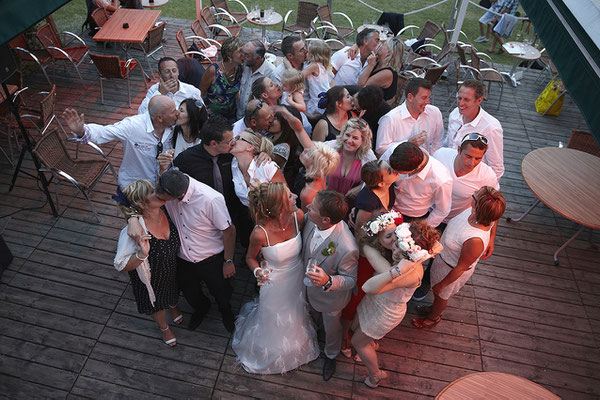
[304,258,316,286]
[258,260,272,286]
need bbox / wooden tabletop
[141,0,169,8]
[522,147,600,229]
[436,372,560,399]
[247,10,282,27]
[502,42,541,61]
[93,8,161,43]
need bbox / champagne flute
[259,260,272,286]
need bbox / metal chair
[32,129,118,222]
[416,20,441,42]
[89,53,148,108]
[211,0,248,24]
[282,1,319,36]
[175,29,214,65]
[34,23,89,86]
[388,73,409,108]
[138,21,167,77]
[201,6,242,39]
[315,5,355,41]
[9,34,53,87]
[191,18,227,44]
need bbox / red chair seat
[120,59,139,77]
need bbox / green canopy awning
[0,0,71,45]
[521,0,600,143]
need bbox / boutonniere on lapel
[321,242,336,256]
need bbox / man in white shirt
[331,28,380,86]
[233,99,274,136]
[138,57,203,115]
[236,40,276,120]
[62,95,178,186]
[376,77,444,156]
[446,79,504,180]
[272,35,307,84]
[154,169,236,333]
[380,142,452,228]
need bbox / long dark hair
[319,86,347,115]
[172,98,208,146]
[273,105,302,186]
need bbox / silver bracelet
[135,252,148,261]
[389,266,401,280]
[253,267,262,278]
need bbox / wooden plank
[69,376,167,399]
[0,354,78,392]
[0,336,87,373]
[0,374,68,399]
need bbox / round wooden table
[502,42,541,87]
[141,0,169,8]
[247,10,282,41]
[436,372,560,399]
[511,147,600,264]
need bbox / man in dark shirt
[174,117,241,218]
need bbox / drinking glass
[258,260,272,286]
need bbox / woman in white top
[413,186,506,328]
[230,128,286,207]
[172,98,208,157]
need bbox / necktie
[212,156,224,194]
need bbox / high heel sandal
[170,306,183,325]
[412,315,442,329]
[160,326,177,347]
[364,371,388,388]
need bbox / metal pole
[450,0,469,45]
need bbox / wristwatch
[322,275,333,291]
[225,259,234,264]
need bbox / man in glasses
[138,57,203,115]
[62,95,178,187]
[236,40,276,120]
[130,169,237,333]
[376,78,444,157]
[233,99,274,136]
[380,141,452,229]
[446,79,504,180]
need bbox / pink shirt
[165,176,232,263]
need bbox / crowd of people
[62,27,508,389]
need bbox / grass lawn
[51,0,527,66]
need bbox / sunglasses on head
[460,133,488,146]
[250,99,264,119]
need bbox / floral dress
[204,62,242,122]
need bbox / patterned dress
[129,209,181,315]
[204,62,242,122]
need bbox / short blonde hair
[474,186,506,226]
[221,37,243,62]
[335,118,373,160]
[248,182,288,223]
[386,38,404,73]
[305,142,339,179]
[116,180,154,219]
[281,68,305,93]
[307,39,331,70]
[240,128,274,157]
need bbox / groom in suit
[303,191,359,381]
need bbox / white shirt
[433,148,499,223]
[236,59,277,120]
[446,106,504,180]
[164,176,232,263]
[376,102,444,156]
[310,223,337,253]
[173,132,201,157]
[80,113,174,186]
[231,158,279,206]
[380,145,453,228]
[232,118,247,137]
[137,81,203,115]
[331,47,368,86]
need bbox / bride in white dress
[232,182,320,374]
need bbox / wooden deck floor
[1,17,599,399]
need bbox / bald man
[62,95,179,186]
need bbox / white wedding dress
[232,214,320,374]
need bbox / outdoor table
[93,8,161,58]
[436,372,560,399]
[507,147,600,265]
[141,0,169,7]
[502,41,541,87]
[247,10,282,42]
[357,24,393,41]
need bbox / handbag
[535,78,565,116]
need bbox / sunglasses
[460,133,488,146]
[237,136,254,146]
[156,141,163,159]
[250,99,264,119]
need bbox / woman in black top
[312,86,355,141]
[357,38,404,101]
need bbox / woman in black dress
[114,180,181,346]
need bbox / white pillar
[450,0,469,44]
